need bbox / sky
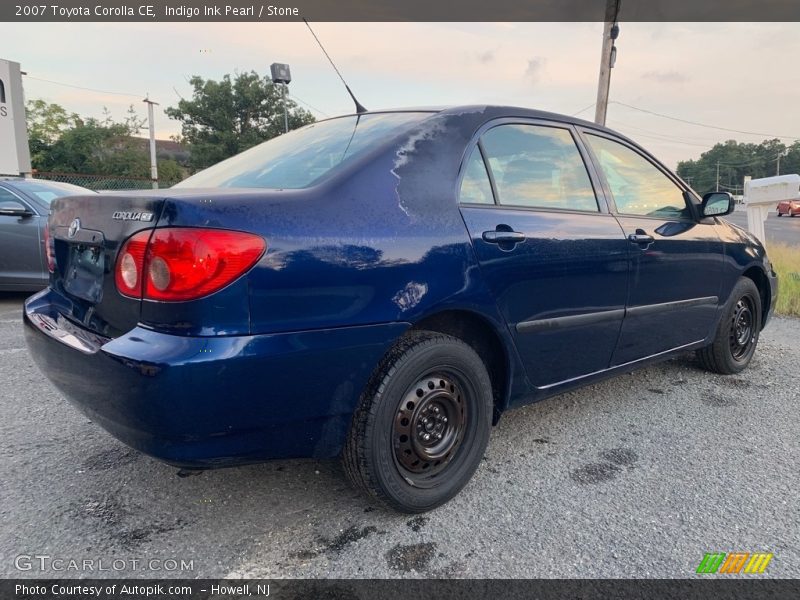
[3,21,800,169]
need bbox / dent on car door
[459,121,629,389]
[582,132,724,365]
[0,187,44,287]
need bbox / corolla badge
[112,211,154,222]
[67,218,81,238]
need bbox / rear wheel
[697,277,762,374]
[343,331,492,513]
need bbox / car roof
[321,104,614,133]
[314,104,640,150]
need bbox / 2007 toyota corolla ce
[24,106,778,512]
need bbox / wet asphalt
[1,292,798,578]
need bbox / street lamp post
[270,63,292,134]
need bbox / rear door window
[459,146,495,205]
[479,124,599,212]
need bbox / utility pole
[142,96,159,189]
[594,0,621,126]
[716,161,720,192]
[777,154,781,176]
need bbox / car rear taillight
[43,223,55,273]
[116,228,266,301]
[115,230,150,297]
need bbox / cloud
[525,57,547,82]
[641,70,690,84]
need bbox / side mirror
[701,191,734,217]
[0,205,33,217]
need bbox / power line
[571,102,596,117]
[718,154,784,168]
[610,123,716,149]
[608,119,724,145]
[610,100,800,141]
[287,93,329,117]
[612,118,793,163]
[29,72,331,120]
[23,75,142,99]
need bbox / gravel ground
[1,292,798,579]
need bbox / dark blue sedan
[23,106,777,512]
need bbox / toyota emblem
[67,218,81,238]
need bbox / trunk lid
[48,192,164,337]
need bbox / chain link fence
[32,171,184,191]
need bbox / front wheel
[343,331,493,513]
[697,277,762,374]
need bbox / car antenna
[303,18,367,114]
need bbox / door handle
[483,230,526,244]
[628,231,654,245]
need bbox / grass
[768,243,800,317]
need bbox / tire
[777,211,783,217]
[697,277,762,375]
[343,330,493,513]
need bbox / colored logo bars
[696,552,773,574]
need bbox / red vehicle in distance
[777,199,800,217]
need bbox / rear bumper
[24,289,408,467]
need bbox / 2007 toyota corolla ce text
[24,106,777,512]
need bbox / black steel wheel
[729,296,756,361]
[698,277,762,374]
[393,372,467,484]
[343,331,493,513]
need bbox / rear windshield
[174,112,431,190]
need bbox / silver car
[0,178,96,291]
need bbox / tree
[26,99,79,169]
[166,71,315,170]
[157,158,185,184]
[26,99,188,184]
[36,116,151,177]
[677,138,797,195]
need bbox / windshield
[10,180,94,204]
[174,112,431,190]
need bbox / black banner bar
[4,579,800,600]
[2,0,800,22]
